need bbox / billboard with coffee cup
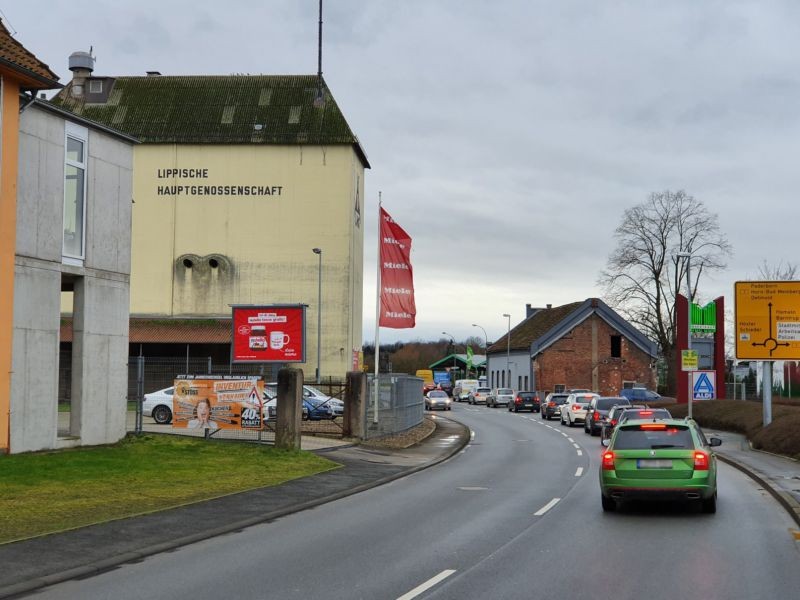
[231,304,307,363]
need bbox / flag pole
[373,192,382,423]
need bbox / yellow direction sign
[735,281,800,360]
[681,350,698,371]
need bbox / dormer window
[89,79,103,94]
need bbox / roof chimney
[68,51,95,98]
[546,304,552,309]
[146,71,162,77]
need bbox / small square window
[89,79,103,93]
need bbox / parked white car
[487,388,514,408]
[143,386,174,424]
[560,392,599,427]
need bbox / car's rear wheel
[566,415,573,427]
[152,405,172,425]
[601,495,616,512]
[701,492,717,514]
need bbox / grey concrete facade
[10,101,134,453]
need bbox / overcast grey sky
[7,1,798,345]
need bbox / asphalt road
[30,403,800,600]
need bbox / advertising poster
[231,304,306,363]
[378,207,416,329]
[172,376,264,430]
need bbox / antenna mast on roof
[314,0,325,108]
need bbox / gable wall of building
[534,314,655,395]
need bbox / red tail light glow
[549,402,556,407]
[593,411,601,421]
[515,397,522,404]
[639,410,653,416]
[602,451,615,470]
[610,419,617,426]
[694,452,709,470]
[640,423,667,430]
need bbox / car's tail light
[694,452,709,470]
[639,410,653,416]
[610,419,617,426]
[640,423,667,430]
[515,397,522,404]
[593,411,601,421]
[602,451,615,470]
[549,401,556,407]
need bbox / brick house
[486,299,658,395]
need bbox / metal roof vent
[68,51,95,99]
[69,51,95,73]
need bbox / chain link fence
[364,374,424,440]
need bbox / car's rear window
[613,425,694,449]
[597,397,628,410]
[476,388,491,393]
[622,409,672,421]
[498,388,512,394]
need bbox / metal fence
[364,374,425,440]
[126,356,349,443]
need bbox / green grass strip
[0,434,339,544]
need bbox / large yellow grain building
[55,63,368,382]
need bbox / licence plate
[637,459,672,469]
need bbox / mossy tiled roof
[489,302,584,353]
[52,74,368,166]
[0,19,60,88]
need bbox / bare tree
[757,259,797,280]
[598,190,733,393]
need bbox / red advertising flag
[379,207,416,328]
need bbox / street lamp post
[312,247,322,384]
[502,313,511,388]
[442,331,456,380]
[472,323,487,379]
[677,252,692,419]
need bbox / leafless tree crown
[598,190,732,358]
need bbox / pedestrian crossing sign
[692,371,716,400]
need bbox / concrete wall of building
[128,143,364,379]
[487,350,534,391]
[11,105,132,453]
[0,75,23,452]
[533,314,656,395]
[9,259,61,452]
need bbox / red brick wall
[533,315,656,395]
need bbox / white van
[453,379,479,402]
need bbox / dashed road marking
[573,443,580,449]
[575,467,584,477]
[397,570,457,600]
[534,498,561,516]
[567,437,575,443]
[577,450,583,456]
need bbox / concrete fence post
[343,371,367,440]
[275,368,303,450]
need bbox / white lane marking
[567,437,575,443]
[575,467,584,477]
[534,498,561,516]
[546,425,553,429]
[397,570,457,600]
[573,443,580,449]
[561,432,568,437]
[577,450,583,456]
[470,430,476,440]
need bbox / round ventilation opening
[209,258,219,269]
[182,258,193,268]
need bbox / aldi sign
[692,371,716,400]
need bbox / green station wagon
[599,418,722,513]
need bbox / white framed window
[63,122,88,262]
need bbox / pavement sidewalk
[0,415,469,599]
[2,417,799,598]
[708,429,800,527]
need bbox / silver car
[487,388,514,408]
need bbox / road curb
[0,418,471,600]
[717,453,800,529]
